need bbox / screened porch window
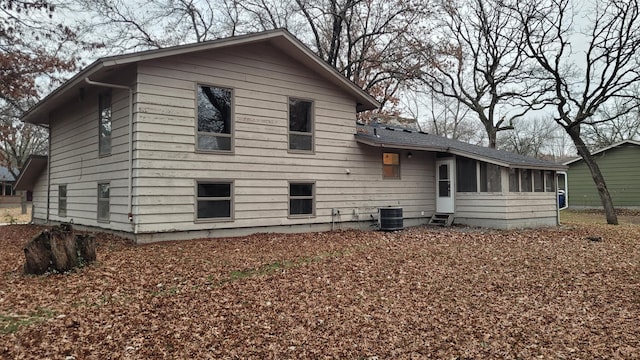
[456,157,477,192]
[480,163,502,192]
[509,168,519,192]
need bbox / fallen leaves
[0,222,639,358]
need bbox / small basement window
[97,183,110,221]
[382,152,400,179]
[196,182,233,220]
[289,182,314,216]
[58,185,67,217]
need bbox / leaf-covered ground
[1,220,639,359]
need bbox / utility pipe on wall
[84,78,134,228]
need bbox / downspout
[84,78,134,231]
[46,124,51,223]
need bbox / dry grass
[1,220,639,359]
[0,206,31,224]
[561,209,640,225]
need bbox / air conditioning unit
[379,207,403,231]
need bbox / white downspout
[84,78,134,230]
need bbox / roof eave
[21,29,379,124]
[356,136,567,170]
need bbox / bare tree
[420,0,545,148]
[497,117,564,159]
[71,0,429,114]
[516,0,640,224]
[403,88,484,143]
[582,95,640,151]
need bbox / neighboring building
[0,166,20,206]
[15,29,565,243]
[563,140,640,209]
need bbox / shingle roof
[563,139,640,165]
[355,124,566,170]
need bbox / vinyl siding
[31,165,48,222]
[133,44,434,233]
[44,72,134,232]
[454,166,557,229]
[567,144,640,208]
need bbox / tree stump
[76,234,96,263]
[23,231,52,275]
[23,224,96,275]
[50,225,77,272]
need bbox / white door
[436,159,455,213]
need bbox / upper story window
[98,92,112,156]
[197,85,233,152]
[288,98,313,152]
[382,152,400,179]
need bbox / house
[0,166,21,206]
[15,29,565,243]
[563,140,640,209]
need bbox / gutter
[84,78,135,230]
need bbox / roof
[356,125,566,170]
[0,167,16,182]
[563,139,640,165]
[14,156,47,191]
[22,29,380,125]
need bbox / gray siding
[45,77,133,232]
[455,192,557,229]
[133,44,434,234]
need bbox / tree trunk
[24,224,96,275]
[567,128,618,225]
[23,231,52,275]
[49,225,78,272]
[76,234,96,263]
[20,191,27,215]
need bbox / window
[98,92,112,156]
[196,182,232,219]
[545,171,555,192]
[456,157,477,192]
[58,185,67,217]
[382,152,400,179]
[520,169,532,192]
[2,184,13,196]
[533,170,544,192]
[480,163,502,192]
[289,182,314,216]
[97,183,110,221]
[197,85,233,151]
[288,98,313,151]
[509,168,520,192]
